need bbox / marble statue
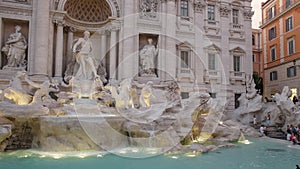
[246,76,257,100]
[134,81,154,108]
[139,38,158,75]
[236,75,262,108]
[103,79,134,109]
[1,25,27,68]
[232,75,263,125]
[0,71,32,105]
[118,78,134,109]
[274,86,295,115]
[72,31,99,80]
[24,75,59,104]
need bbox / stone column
[54,20,64,79]
[109,27,118,80]
[67,27,76,64]
[100,29,107,67]
[165,0,177,81]
[32,0,50,76]
[0,17,2,68]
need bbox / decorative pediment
[230,47,245,55]
[205,44,221,52]
[177,41,193,49]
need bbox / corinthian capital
[53,19,65,26]
[243,10,254,20]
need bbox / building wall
[0,0,254,110]
[252,29,263,78]
[261,0,300,97]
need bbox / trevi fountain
[0,28,299,169]
[0,0,300,169]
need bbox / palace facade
[0,0,253,110]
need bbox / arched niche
[1,18,29,69]
[57,0,120,18]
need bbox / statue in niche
[64,31,107,85]
[140,0,159,19]
[72,31,99,80]
[139,38,158,75]
[1,25,27,68]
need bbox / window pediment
[205,44,221,52]
[230,47,245,55]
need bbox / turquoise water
[0,138,300,169]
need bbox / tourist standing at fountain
[293,96,298,104]
[259,125,265,135]
[72,31,99,80]
[1,25,27,68]
[266,113,271,127]
[253,115,257,127]
[287,125,292,141]
[290,133,298,145]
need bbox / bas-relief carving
[139,0,159,20]
[1,25,27,69]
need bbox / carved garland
[219,6,231,17]
[194,0,205,13]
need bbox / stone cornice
[0,5,32,16]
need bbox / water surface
[0,138,299,169]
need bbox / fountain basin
[0,138,299,169]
